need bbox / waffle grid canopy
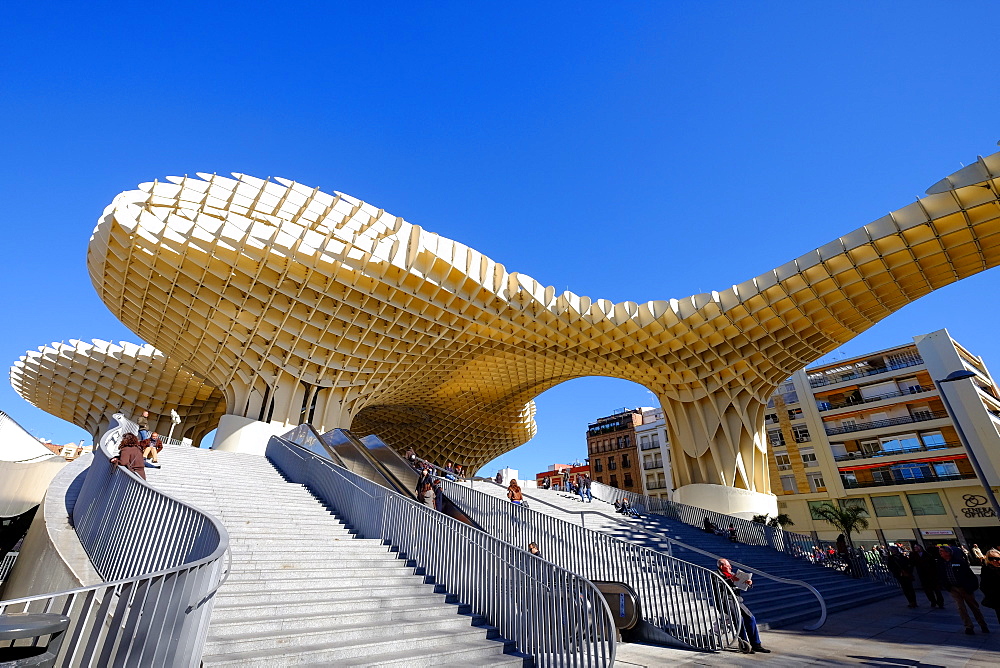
[14,150,1000,486]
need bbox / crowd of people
[109,410,164,480]
[882,540,1000,634]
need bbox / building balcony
[808,357,925,389]
[645,482,670,490]
[816,385,934,412]
[841,472,977,489]
[833,441,961,462]
[640,442,661,451]
[643,461,663,470]
[824,411,949,436]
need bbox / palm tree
[811,502,869,547]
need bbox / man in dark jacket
[937,545,989,634]
[887,546,917,607]
[910,543,944,608]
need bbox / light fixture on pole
[167,409,181,442]
[934,369,1000,524]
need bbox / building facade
[766,329,1000,548]
[587,408,643,493]
[636,407,672,499]
[535,463,590,490]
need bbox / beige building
[766,329,1000,548]
[636,407,672,500]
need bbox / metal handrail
[0,413,229,667]
[500,482,825,629]
[817,385,934,411]
[269,434,616,667]
[824,411,950,435]
[808,357,925,387]
[439,479,743,651]
[588,480,898,589]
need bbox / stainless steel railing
[438,479,743,651]
[483,483,827,630]
[588,480,897,588]
[0,414,229,667]
[0,552,18,584]
[269,434,617,668]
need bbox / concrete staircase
[465,481,900,629]
[146,445,524,666]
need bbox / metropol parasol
[11,151,1000,515]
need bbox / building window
[621,454,631,468]
[788,408,803,420]
[887,350,923,368]
[800,451,818,468]
[808,500,832,519]
[840,471,858,487]
[780,475,797,493]
[651,433,660,447]
[921,432,946,448]
[768,429,785,447]
[624,474,634,487]
[871,495,907,517]
[838,498,869,514]
[841,417,857,429]
[910,406,933,420]
[623,435,630,447]
[610,475,618,488]
[807,473,825,492]
[608,457,617,471]
[933,461,960,478]
[765,413,779,424]
[593,460,603,473]
[596,476,604,484]
[775,454,791,471]
[906,492,946,516]
[792,425,811,443]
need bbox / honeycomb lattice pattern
[80,152,1000,487]
[10,339,225,444]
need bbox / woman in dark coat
[980,548,1000,625]
[910,543,944,608]
[111,433,146,481]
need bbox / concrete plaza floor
[615,596,1000,667]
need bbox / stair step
[210,604,466,637]
[211,593,452,620]
[206,617,487,655]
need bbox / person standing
[717,558,771,654]
[580,474,593,502]
[937,545,990,635]
[507,479,524,505]
[418,482,436,509]
[911,543,944,609]
[980,548,1000,627]
[136,410,151,441]
[887,546,917,608]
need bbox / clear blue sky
[2,3,999,479]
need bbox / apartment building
[535,462,590,489]
[766,328,1000,548]
[636,407,672,499]
[586,408,643,493]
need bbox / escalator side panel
[357,434,420,495]
[319,429,393,488]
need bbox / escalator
[281,424,481,528]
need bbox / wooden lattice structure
[75,152,1000,486]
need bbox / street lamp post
[167,409,181,443]
[934,370,1000,524]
